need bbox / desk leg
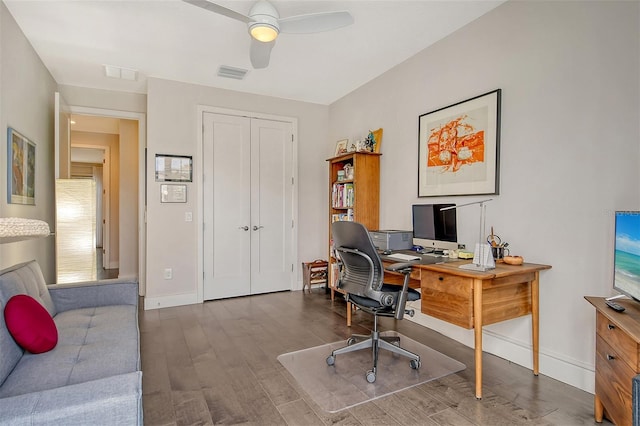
[473,278,483,399]
[347,301,352,327]
[594,394,604,422]
[532,271,540,376]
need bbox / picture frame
[7,127,36,205]
[334,139,348,156]
[155,154,192,182]
[418,89,501,197]
[160,184,187,203]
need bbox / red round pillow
[4,294,58,353]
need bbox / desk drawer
[595,334,634,426]
[596,312,640,371]
[421,272,473,328]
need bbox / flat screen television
[412,203,458,252]
[613,211,640,301]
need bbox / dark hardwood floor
[140,288,609,426]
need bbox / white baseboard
[144,293,199,310]
[405,302,595,394]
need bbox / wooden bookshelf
[327,152,380,301]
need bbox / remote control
[606,300,626,312]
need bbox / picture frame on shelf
[334,139,348,156]
[418,89,501,197]
[7,127,36,205]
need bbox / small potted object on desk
[487,228,523,265]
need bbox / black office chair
[326,221,421,383]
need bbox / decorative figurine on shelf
[343,164,354,180]
[363,133,375,152]
[363,128,383,153]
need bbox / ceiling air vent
[217,65,248,80]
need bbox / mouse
[382,249,392,255]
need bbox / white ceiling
[4,0,504,105]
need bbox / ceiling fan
[183,0,354,69]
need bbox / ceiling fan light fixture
[249,22,279,42]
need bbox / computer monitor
[412,204,458,252]
[612,211,640,302]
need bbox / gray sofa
[0,260,142,425]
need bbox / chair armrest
[0,372,142,426]
[49,278,138,313]
[384,263,413,320]
[384,262,414,273]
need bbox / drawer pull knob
[607,324,616,330]
[606,354,616,361]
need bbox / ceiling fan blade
[250,38,275,69]
[279,11,353,34]
[182,0,252,24]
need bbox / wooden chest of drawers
[586,297,640,426]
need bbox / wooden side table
[302,260,328,293]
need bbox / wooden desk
[383,259,551,399]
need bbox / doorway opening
[69,144,118,280]
[54,94,146,291]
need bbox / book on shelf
[331,209,354,222]
[331,183,354,208]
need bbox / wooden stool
[302,260,328,293]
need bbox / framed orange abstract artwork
[418,89,501,197]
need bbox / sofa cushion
[0,304,138,398]
[0,261,56,388]
[4,295,58,353]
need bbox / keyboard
[387,253,421,261]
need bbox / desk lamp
[441,199,495,271]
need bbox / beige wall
[145,77,329,307]
[59,85,147,114]
[0,2,58,281]
[328,0,640,392]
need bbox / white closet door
[203,113,251,299]
[203,112,294,300]
[249,118,294,294]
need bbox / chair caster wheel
[366,370,376,383]
[347,337,356,345]
[326,355,335,366]
[410,359,421,370]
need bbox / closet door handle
[238,226,249,231]
[253,225,264,231]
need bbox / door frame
[196,105,299,304]
[68,106,147,295]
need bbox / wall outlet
[164,268,172,279]
[185,212,193,222]
[458,243,466,250]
